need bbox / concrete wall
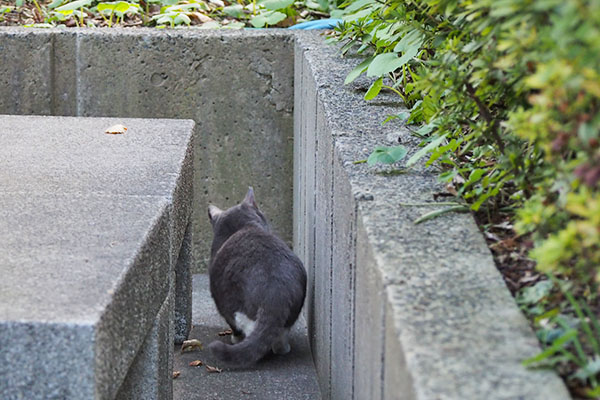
[0,28,295,272]
[0,28,573,399]
[293,31,571,399]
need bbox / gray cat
[207,187,306,367]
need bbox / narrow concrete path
[173,274,321,400]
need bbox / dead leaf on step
[181,339,203,353]
[105,124,127,134]
[205,365,222,373]
[172,371,181,379]
[218,329,233,336]
[189,360,203,367]
[191,11,212,23]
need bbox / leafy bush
[335,0,599,283]
[335,0,600,393]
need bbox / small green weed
[0,0,339,28]
[520,278,600,397]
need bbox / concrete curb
[0,115,194,399]
[293,31,571,399]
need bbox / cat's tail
[208,311,284,367]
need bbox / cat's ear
[243,187,257,208]
[208,205,223,222]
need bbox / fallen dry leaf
[189,360,203,367]
[191,12,212,23]
[205,365,222,373]
[172,371,181,379]
[181,339,203,353]
[218,329,233,336]
[484,231,501,242]
[105,124,127,134]
[445,183,458,197]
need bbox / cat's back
[211,225,303,276]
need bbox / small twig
[464,82,505,153]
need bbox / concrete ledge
[294,31,571,399]
[0,27,296,273]
[0,115,193,399]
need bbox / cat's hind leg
[224,316,245,344]
[271,328,291,355]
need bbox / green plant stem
[32,0,43,17]
[414,205,469,224]
[382,84,407,103]
[400,201,462,206]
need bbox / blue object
[288,18,343,30]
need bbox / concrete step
[173,274,321,400]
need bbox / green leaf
[250,11,286,27]
[465,168,486,187]
[174,12,191,25]
[364,77,383,100]
[55,0,92,11]
[578,122,597,143]
[367,48,419,77]
[48,0,65,8]
[343,0,373,13]
[261,0,294,10]
[341,7,373,22]
[250,14,267,27]
[115,1,135,13]
[406,134,447,167]
[462,40,483,53]
[344,56,374,85]
[97,3,116,12]
[523,329,578,366]
[264,10,286,25]
[518,280,554,306]
[393,29,423,53]
[367,145,408,166]
[366,53,400,77]
[222,4,244,18]
[223,21,245,29]
[572,356,600,382]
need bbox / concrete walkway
[173,275,321,400]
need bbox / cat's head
[208,187,270,237]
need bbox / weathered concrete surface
[0,30,53,115]
[0,28,295,273]
[174,222,194,344]
[117,278,175,400]
[0,115,193,399]
[72,29,295,272]
[173,274,321,400]
[294,31,571,400]
[294,39,330,398]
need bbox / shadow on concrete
[173,274,321,400]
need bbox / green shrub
[335,0,600,285]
